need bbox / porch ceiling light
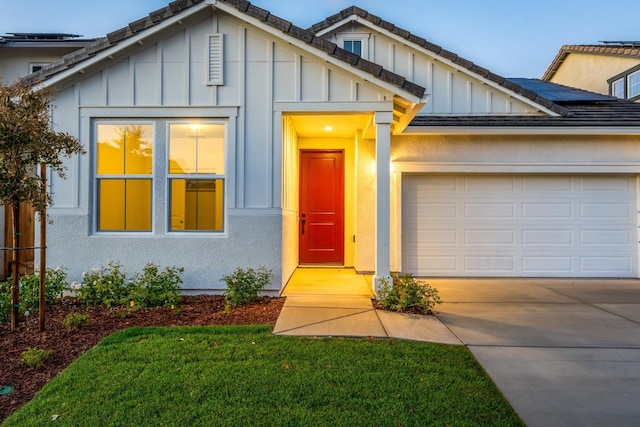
[324,125,333,132]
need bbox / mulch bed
[0,295,284,421]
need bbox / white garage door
[402,175,638,277]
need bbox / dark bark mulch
[0,295,284,421]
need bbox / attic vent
[208,33,224,86]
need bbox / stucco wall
[355,136,376,273]
[549,53,640,95]
[45,212,283,294]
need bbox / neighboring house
[19,0,640,293]
[542,42,640,100]
[0,33,96,84]
[0,33,96,279]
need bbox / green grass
[3,326,523,426]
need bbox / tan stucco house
[542,42,640,100]
[14,0,640,294]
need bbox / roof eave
[403,125,640,135]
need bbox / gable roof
[310,5,566,116]
[24,0,425,100]
[409,78,640,130]
[542,43,640,82]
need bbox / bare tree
[0,81,84,330]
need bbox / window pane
[628,72,640,98]
[344,40,362,56]
[612,79,625,98]
[169,124,225,174]
[98,179,152,231]
[97,124,153,175]
[170,179,224,231]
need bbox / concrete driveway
[431,278,640,427]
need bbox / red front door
[299,150,344,264]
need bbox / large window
[168,123,225,232]
[96,124,153,231]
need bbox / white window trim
[82,107,238,238]
[336,33,370,59]
[165,120,228,234]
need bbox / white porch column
[374,111,393,292]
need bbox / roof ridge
[308,5,566,116]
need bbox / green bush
[20,347,53,369]
[127,263,183,308]
[77,262,131,307]
[0,267,69,323]
[63,312,90,330]
[377,273,442,313]
[222,265,273,309]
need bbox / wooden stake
[39,163,46,332]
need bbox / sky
[1,0,638,78]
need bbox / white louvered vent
[208,33,224,86]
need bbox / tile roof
[23,0,425,99]
[310,6,566,116]
[542,44,640,81]
[410,80,640,128]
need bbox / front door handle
[301,213,306,235]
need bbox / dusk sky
[2,0,638,78]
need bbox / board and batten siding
[44,8,396,290]
[49,11,395,211]
[324,23,542,115]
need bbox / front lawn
[3,325,523,426]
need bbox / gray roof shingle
[310,5,566,116]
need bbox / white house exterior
[25,0,640,293]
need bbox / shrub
[222,265,273,309]
[377,273,442,313]
[20,347,53,369]
[0,267,69,323]
[63,312,90,330]
[127,263,183,308]
[77,262,131,307]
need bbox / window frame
[93,121,156,234]
[608,64,640,100]
[627,70,640,99]
[336,33,370,59]
[166,120,228,234]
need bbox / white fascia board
[403,126,640,135]
[324,16,560,117]
[313,16,367,38]
[214,3,422,104]
[40,1,214,90]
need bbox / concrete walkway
[275,271,640,426]
[273,268,459,344]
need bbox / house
[0,33,96,84]
[542,42,640,100]
[21,0,640,294]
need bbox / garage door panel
[522,203,573,218]
[402,174,638,277]
[522,256,573,273]
[464,203,515,218]
[580,203,631,218]
[523,229,573,245]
